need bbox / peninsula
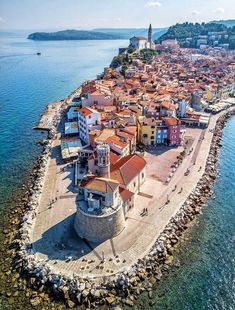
[28,30,123,41]
[13,23,235,308]
[27,27,168,41]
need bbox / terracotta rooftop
[79,107,94,117]
[161,101,176,111]
[131,36,147,40]
[119,187,134,202]
[163,117,181,126]
[91,90,104,96]
[83,177,119,193]
[106,136,127,150]
[111,154,146,186]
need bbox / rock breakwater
[6,108,235,308]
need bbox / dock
[34,100,65,131]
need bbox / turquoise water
[139,116,235,310]
[0,32,234,309]
[0,32,127,204]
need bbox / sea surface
[0,31,127,205]
[136,116,235,310]
[0,32,234,310]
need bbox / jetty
[34,101,65,131]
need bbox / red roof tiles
[111,154,146,186]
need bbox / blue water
[0,32,235,310]
[136,116,235,309]
[0,32,127,203]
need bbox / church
[129,24,155,50]
[74,143,146,243]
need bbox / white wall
[126,167,146,193]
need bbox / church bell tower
[148,23,152,48]
[97,143,110,179]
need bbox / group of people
[141,208,148,216]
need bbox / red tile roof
[83,177,119,193]
[131,36,146,41]
[111,154,146,186]
[163,117,181,126]
[79,107,93,117]
[110,150,120,166]
[106,136,127,150]
[161,101,176,111]
[91,90,103,96]
[119,187,134,202]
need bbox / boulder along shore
[2,107,235,309]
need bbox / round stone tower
[97,143,110,178]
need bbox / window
[143,134,148,138]
[151,126,155,129]
[164,130,167,133]
[133,182,136,187]
[142,172,144,179]
[173,130,177,133]
[89,115,91,119]
[152,131,154,134]
[151,136,154,139]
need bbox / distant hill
[93,28,168,40]
[210,20,235,28]
[157,22,235,49]
[28,28,168,41]
[28,29,124,40]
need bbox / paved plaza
[31,113,222,280]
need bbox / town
[31,24,235,279]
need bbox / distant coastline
[27,29,124,41]
[27,28,168,41]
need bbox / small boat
[36,52,41,56]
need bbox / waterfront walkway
[31,112,224,281]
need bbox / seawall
[8,107,235,308]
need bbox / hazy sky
[0,0,234,30]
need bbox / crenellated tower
[97,143,110,179]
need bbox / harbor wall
[74,204,126,243]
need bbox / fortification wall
[74,205,126,243]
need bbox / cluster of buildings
[195,31,230,50]
[61,29,235,242]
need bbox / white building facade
[78,107,101,144]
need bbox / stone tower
[148,23,152,48]
[97,143,110,178]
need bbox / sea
[0,31,234,310]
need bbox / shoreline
[5,95,235,307]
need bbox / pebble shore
[3,107,235,308]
